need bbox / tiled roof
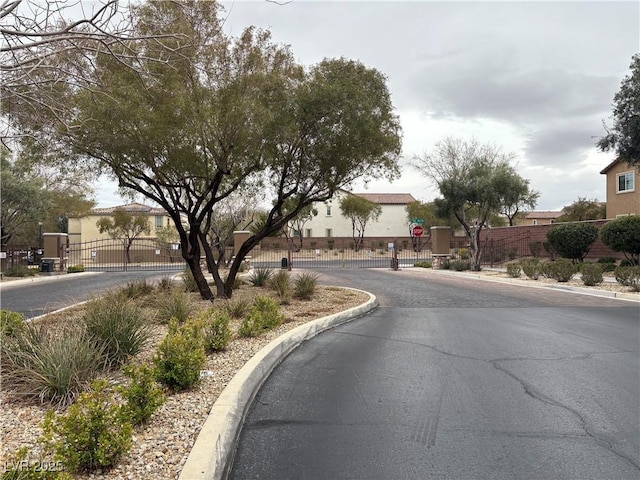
[525,210,562,219]
[353,193,417,205]
[90,203,166,215]
[600,157,638,174]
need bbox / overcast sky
[96,0,639,211]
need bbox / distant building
[600,158,639,218]
[520,211,563,226]
[302,191,417,238]
[68,203,172,244]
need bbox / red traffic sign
[412,225,424,237]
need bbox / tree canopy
[97,210,151,263]
[556,197,606,222]
[11,0,402,299]
[597,54,640,166]
[413,137,536,270]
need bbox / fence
[1,244,41,272]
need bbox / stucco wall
[604,162,639,218]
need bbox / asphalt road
[230,268,640,480]
[0,270,176,318]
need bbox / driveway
[230,268,640,480]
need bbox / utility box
[430,226,452,255]
[40,259,54,273]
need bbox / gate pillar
[42,233,68,272]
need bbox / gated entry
[67,238,185,272]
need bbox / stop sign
[412,225,424,237]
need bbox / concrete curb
[425,268,640,303]
[0,271,101,289]
[178,288,379,480]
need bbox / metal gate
[67,238,186,272]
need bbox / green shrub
[1,447,70,479]
[67,264,85,273]
[520,258,542,280]
[2,323,107,406]
[238,297,283,338]
[600,262,616,273]
[528,241,543,258]
[120,279,154,299]
[457,248,470,260]
[543,259,577,282]
[118,364,165,425]
[293,273,320,300]
[542,241,557,260]
[597,256,617,264]
[600,216,640,266]
[451,260,471,271]
[226,298,250,319]
[83,297,149,367]
[580,263,604,286]
[247,267,273,287]
[614,266,640,292]
[182,266,198,293]
[155,289,194,324]
[546,223,598,262]
[4,265,38,277]
[201,309,232,352]
[1,309,26,337]
[506,262,522,278]
[440,259,451,270]
[269,270,291,304]
[40,380,132,473]
[620,259,633,267]
[153,320,205,391]
[414,261,432,268]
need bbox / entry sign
[412,225,424,237]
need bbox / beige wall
[68,213,172,244]
[605,162,639,218]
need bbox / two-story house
[600,158,639,218]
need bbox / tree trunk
[198,231,228,299]
[185,255,213,301]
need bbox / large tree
[12,1,401,300]
[413,137,534,270]
[339,194,382,252]
[597,54,640,166]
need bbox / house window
[326,228,333,238]
[293,229,301,237]
[532,219,538,225]
[305,229,312,238]
[617,171,635,193]
[155,216,164,228]
[326,205,332,216]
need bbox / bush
[2,323,107,406]
[293,273,320,300]
[542,241,556,260]
[620,259,633,267]
[528,241,542,258]
[614,266,640,292]
[67,264,85,273]
[520,258,542,280]
[158,275,174,290]
[118,364,165,425]
[506,262,522,278]
[1,309,26,337]
[600,216,640,266]
[597,256,617,264]
[153,320,205,391]
[155,289,194,324]
[269,270,291,304]
[546,223,598,262]
[120,279,154,299]
[247,267,273,287]
[440,259,451,270]
[200,309,232,352]
[4,265,38,277]
[226,298,250,319]
[543,259,577,282]
[450,260,471,271]
[580,263,604,286]
[238,297,283,338]
[414,261,432,268]
[182,266,199,293]
[40,380,132,473]
[83,297,149,367]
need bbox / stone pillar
[233,231,252,256]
